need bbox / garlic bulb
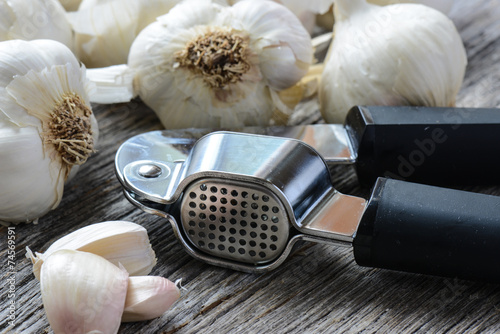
[0,0,73,49]
[367,0,454,14]
[122,276,181,322]
[90,0,313,129]
[0,39,98,224]
[27,221,157,280]
[69,0,181,68]
[319,0,467,123]
[40,250,129,334]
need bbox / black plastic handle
[345,106,500,187]
[353,178,500,282]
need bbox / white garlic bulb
[0,0,73,49]
[40,249,129,334]
[319,0,467,123]
[0,39,98,224]
[90,0,313,129]
[68,0,181,68]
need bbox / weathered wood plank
[1,1,500,333]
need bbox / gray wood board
[2,0,500,333]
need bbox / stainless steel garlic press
[116,129,500,282]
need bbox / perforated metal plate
[180,178,290,264]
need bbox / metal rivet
[138,164,162,178]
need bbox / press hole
[271,226,278,232]
[261,214,268,221]
[199,222,206,229]
[242,191,248,198]
[189,230,195,235]
[199,232,206,238]
[209,233,215,240]
[189,221,196,227]
[231,190,238,197]
[272,216,279,223]
[242,201,248,208]
[200,184,207,191]
[199,213,206,220]
[219,226,226,232]
[241,211,247,217]
[238,248,245,255]
[251,213,258,219]
[272,207,279,213]
[210,206,217,212]
[198,240,205,247]
[249,240,256,247]
[261,224,268,231]
[230,218,237,225]
[249,250,256,257]
[252,194,259,201]
[210,186,218,193]
[200,194,207,201]
[189,192,197,199]
[229,246,236,253]
[270,244,277,251]
[208,243,215,250]
[209,224,216,230]
[262,195,269,202]
[221,188,228,195]
[250,232,257,238]
[199,203,207,210]
[259,252,266,258]
[220,207,227,214]
[239,230,247,236]
[219,235,226,242]
[260,243,267,249]
[231,199,238,206]
[220,217,227,223]
[230,209,238,216]
[260,233,268,240]
[218,244,225,251]
[229,237,236,243]
[229,228,237,234]
[240,220,247,227]
[210,196,217,202]
[239,240,246,246]
[220,198,228,204]
[250,222,257,228]
[271,235,278,242]
[262,205,269,212]
[189,211,196,217]
[251,203,258,210]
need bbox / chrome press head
[116,131,366,272]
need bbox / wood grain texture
[1,1,500,333]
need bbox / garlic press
[116,130,500,282]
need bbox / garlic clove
[40,249,129,334]
[27,221,157,280]
[122,276,181,322]
[319,0,467,123]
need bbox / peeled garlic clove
[27,221,157,280]
[40,249,129,334]
[0,0,73,49]
[122,276,181,322]
[319,0,467,123]
[0,39,98,225]
[119,0,312,129]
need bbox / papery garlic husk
[68,0,181,68]
[90,0,313,129]
[27,221,157,280]
[0,0,73,49]
[40,249,129,334]
[319,0,467,123]
[122,276,181,322]
[0,39,98,225]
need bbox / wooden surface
[1,0,500,333]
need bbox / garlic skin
[0,0,73,49]
[69,0,181,68]
[58,0,83,11]
[122,276,181,322]
[27,221,157,280]
[319,0,467,123]
[0,39,98,224]
[124,0,313,129]
[40,250,129,334]
[368,0,454,14]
